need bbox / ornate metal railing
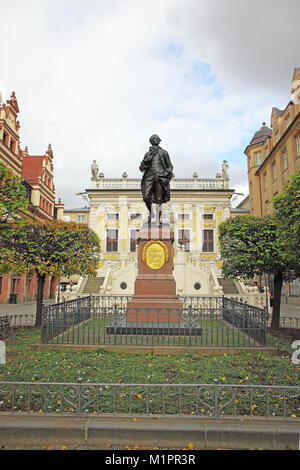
[41,296,268,347]
[267,316,300,330]
[0,314,35,341]
[0,381,299,419]
[90,295,132,310]
[2,314,36,327]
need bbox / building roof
[230,207,250,213]
[236,194,249,209]
[292,68,300,92]
[63,207,90,212]
[255,110,300,175]
[249,123,272,146]
[272,107,284,117]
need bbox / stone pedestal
[106,222,202,336]
[126,223,183,324]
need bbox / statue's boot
[145,201,152,225]
[159,214,162,227]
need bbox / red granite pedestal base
[126,224,183,324]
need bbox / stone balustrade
[91,177,228,190]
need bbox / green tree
[273,170,300,265]
[0,161,28,224]
[0,220,100,326]
[219,215,300,330]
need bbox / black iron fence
[222,297,267,345]
[0,315,35,341]
[41,295,268,347]
[5,314,36,327]
[41,296,91,343]
[267,316,300,330]
[0,381,299,419]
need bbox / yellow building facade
[245,68,300,306]
[245,68,300,216]
[60,164,267,309]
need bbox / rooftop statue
[91,160,99,179]
[222,160,229,180]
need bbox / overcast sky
[1,0,299,208]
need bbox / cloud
[0,0,298,208]
[167,0,300,98]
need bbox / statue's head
[149,134,161,145]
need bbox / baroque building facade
[244,68,300,307]
[64,163,266,308]
[0,91,61,303]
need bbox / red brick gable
[22,155,46,183]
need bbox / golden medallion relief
[142,240,168,270]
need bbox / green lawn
[0,327,299,417]
[0,326,299,386]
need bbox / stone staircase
[217,278,239,294]
[81,277,105,294]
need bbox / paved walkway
[0,415,299,450]
[0,299,55,316]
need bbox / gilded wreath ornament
[142,240,169,270]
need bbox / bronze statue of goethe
[139,134,173,225]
